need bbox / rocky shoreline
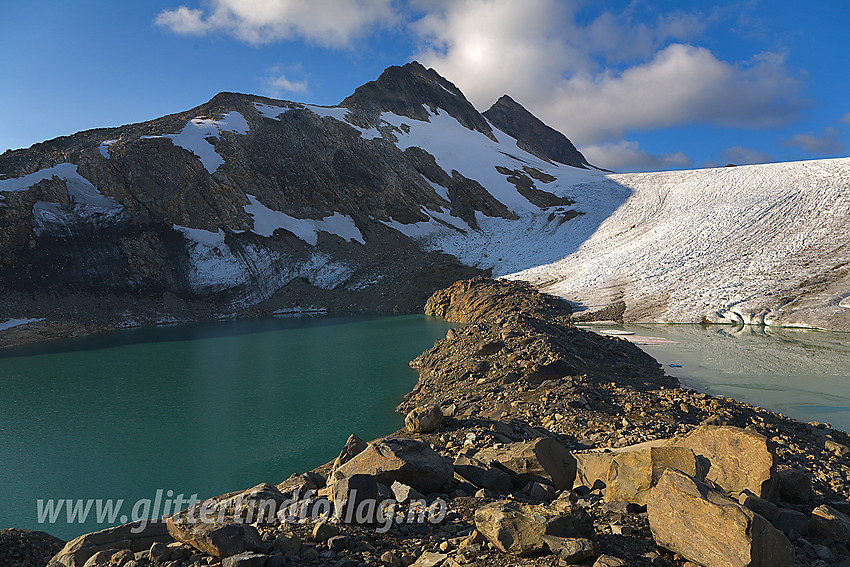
[6,277,850,567]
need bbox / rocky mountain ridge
[1,60,847,341]
[0,62,597,343]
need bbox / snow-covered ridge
[501,158,850,330]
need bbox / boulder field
[24,278,850,567]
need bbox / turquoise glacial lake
[0,315,456,539]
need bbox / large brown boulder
[332,437,453,494]
[647,469,793,567]
[405,404,444,433]
[670,425,779,502]
[475,437,577,490]
[605,445,703,505]
[473,500,592,556]
[48,522,172,567]
[166,519,264,559]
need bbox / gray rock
[327,535,349,552]
[475,437,577,490]
[670,425,779,503]
[391,480,424,503]
[738,490,780,521]
[331,474,380,523]
[810,505,850,544]
[542,535,598,563]
[221,552,268,567]
[605,445,702,506]
[166,519,264,559]
[473,500,592,556]
[825,439,850,457]
[405,404,444,433]
[592,556,628,567]
[453,454,513,495]
[771,509,809,536]
[332,437,453,494]
[408,551,448,566]
[778,468,812,504]
[647,469,793,567]
[311,522,340,543]
[48,521,172,567]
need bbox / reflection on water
[583,323,850,432]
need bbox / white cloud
[262,69,309,97]
[783,127,845,155]
[155,0,398,47]
[582,140,692,172]
[412,0,805,146]
[842,112,850,124]
[713,145,775,166]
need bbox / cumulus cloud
[412,0,806,146]
[155,0,398,47]
[783,127,845,155]
[712,145,775,166]
[582,140,692,172]
[263,70,309,97]
[842,112,850,124]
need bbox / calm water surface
[0,315,456,539]
[583,323,850,432]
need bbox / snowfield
[504,159,850,331]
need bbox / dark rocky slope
[0,62,599,346]
[483,95,592,169]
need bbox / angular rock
[312,522,340,543]
[221,552,268,567]
[778,468,812,504]
[473,500,592,556]
[771,509,809,536]
[810,505,850,544]
[475,437,577,490]
[409,551,448,567]
[333,434,368,471]
[647,469,793,567]
[737,490,780,521]
[391,480,424,503]
[331,474,380,524]
[671,425,779,502]
[605,445,702,506]
[216,483,288,523]
[453,454,513,495]
[592,556,627,567]
[542,535,598,563]
[48,521,172,567]
[271,533,300,555]
[573,452,614,490]
[276,472,325,499]
[825,439,850,457]
[332,437,453,494]
[165,519,263,559]
[405,404,444,433]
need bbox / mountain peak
[483,95,591,169]
[341,61,494,138]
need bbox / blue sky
[1,0,848,172]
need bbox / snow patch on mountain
[173,223,354,303]
[379,207,472,238]
[243,195,364,245]
[165,111,249,173]
[0,318,44,332]
[99,139,118,159]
